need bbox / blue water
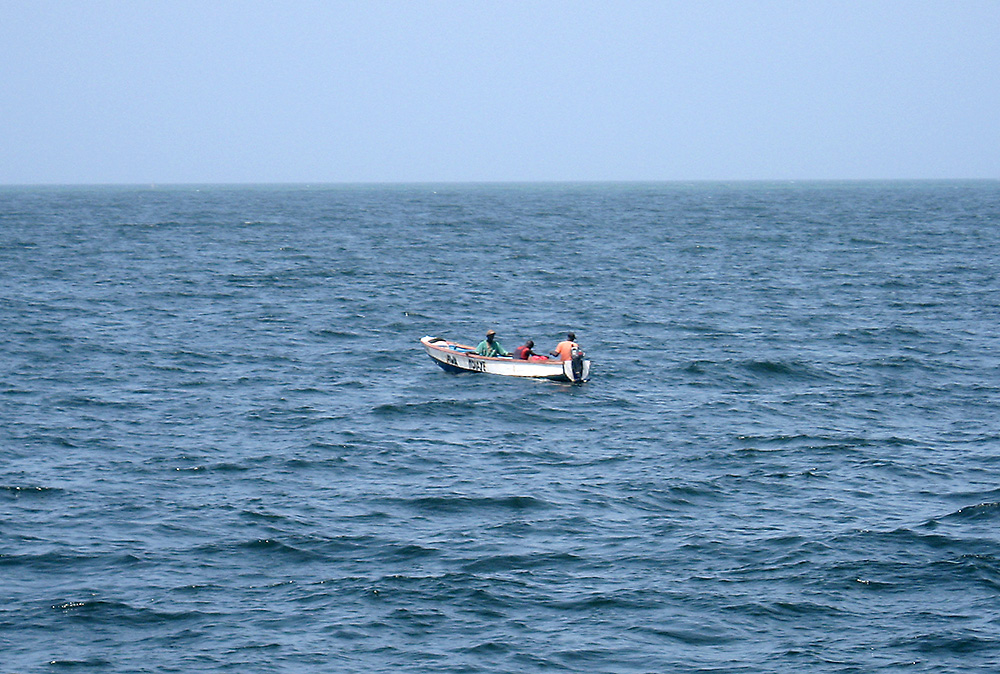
[2,182,1000,673]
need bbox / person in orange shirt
[550,332,580,361]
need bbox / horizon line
[2,177,998,189]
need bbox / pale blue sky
[2,1,998,184]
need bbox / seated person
[475,329,509,357]
[513,340,538,360]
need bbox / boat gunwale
[421,336,558,364]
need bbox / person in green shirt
[474,329,509,357]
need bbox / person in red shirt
[550,332,580,361]
[513,340,538,360]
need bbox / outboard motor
[571,348,585,382]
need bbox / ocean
[2,182,999,672]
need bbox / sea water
[2,182,999,672]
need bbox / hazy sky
[2,1,998,184]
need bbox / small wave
[377,543,440,561]
[621,312,668,328]
[51,393,136,412]
[407,494,550,514]
[742,358,829,380]
[846,526,974,557]
[463,551,583,573]
[633,624,734,645]
[45,658,113,669]
[284,456,350,470]
[457,641,513,655]
[942,487,1000,503]
[373,399,476,417]
[237,538,327,561]
[190,537,328,564]
[239,508,290,523]
[942,501,1000,521]
[306,439,357,452]
[679,322,730,335]
[682,359,713,374]
[740,599,844,619]
[745,359,796,375]
[328,379,366,389]
[853,577,897,590]
[682,357,832,382]
[0,550,100,570]
[863,354,933,369]
[734,433,874,450]
[313,328,362,340]
[207,461,253,472]
[848,235,888,246]
[0,485,64,499]
[546,589,664,612]
[52,599,207,625]
[907,632,999,655]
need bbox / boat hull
[421,336,590,383]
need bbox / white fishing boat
[420,336,591,383]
